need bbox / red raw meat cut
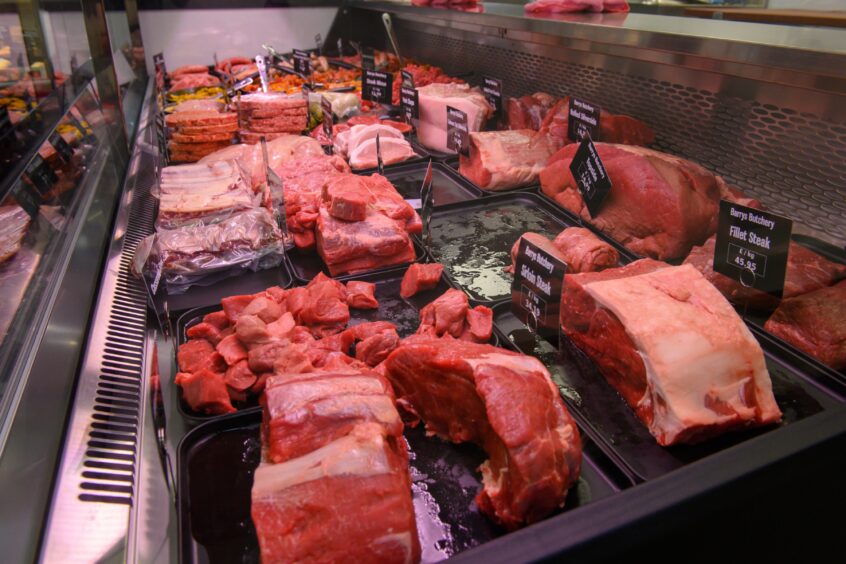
[417,288,492,343]
[221,293,261,322]
[177,339,225,373]
[174,368,235,414]
[224,360,258,392]
[356,327,401,367]
[241,296,283,323]
[400,263,444,298]
[539,97,653,146]
[540,143,729,259]
[552,227,619,273]
[764,280,846,370]
[295,273,351,338]
[186,322,222,345]
[346,280,379,309]
[324,175,369,221]
[506,232,571,274]
[460,129,562,191]
[525,1,629,15]
[216,334,247,365]
[202,310,229,330]
[684,235,846,310]
[251,424,419,564]
[559,260,781,445]
[316,208,416,276]
[505,92,557,131]
[384,337,581,528]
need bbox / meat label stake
[255,55,270,93]
[420,159,435,253]
[153,52,167,90]
[446,105,469,155]
[49,131,74,164]
[482,76,503,119]
[293,48,311,76]
[314,33,322,56]
[362,69,393,105]
[361,46,376,70]
[511,236,567,338]
[321,95,333,145]
[713,200,792,297]
[569,137,612,218]
[260,138,291,250]
[567,97,600,142]
[401,84,418,124]
[26,155,58,197]
[401,70,415,88]
[375,132,384,175]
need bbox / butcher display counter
[19,2,846,563]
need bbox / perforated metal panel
[396,28,846,246]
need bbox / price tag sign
[713,200,792,297]
[511,237,567,338]
[569,138,611,218]
[361,47,376,71]
[482,76,503,118]
[153,52,167,90]
[293,49,311,76]
[321,95,333,141]
[49,131,74,163]
[446,105,469,155]
[362,70,393,105]
[27,155,58,196]
[567,97,601,142]
[401,70,415,88]
[401,85,418,124]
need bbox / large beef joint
[684,235,846,310]
[764,280,846,370]
[459,129,562,191]
[560,260,782,445]
[384,337,582,529]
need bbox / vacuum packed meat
[384,337,582,529]
[764,280,846,370]
[560,260,782,445]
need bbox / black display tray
[286,234,425,285]
[177,407,629,564]
[173,264,479,425]
[378,160,484,207]
[426,192,634,305]
[491,302,846,483]
[408,132,459,165]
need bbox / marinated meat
[417,288,492,343]
[383,337,582,528]
[540,143,728,259]
[684,235,846,310]
[416,83,493,153]
[251,424,419,563]
[400,263,444,298]
[346,281,379,309]
[0,205,31,265]
[460,129,562,191]
[764,280,846,370]
[552,227,619,273]
[560,261,782,445]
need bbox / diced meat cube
[250,373,271,395]
[175,368,236,415]
[242,296,283,323]
[224,360,258,392]
[324,176,369,221]
[177,339,226,373]
[417,289,469,338]
[235,314,271,348]
[348,321,397,341]
[266,312,296,340]
[202,310,230,330]
[400,263,443,298]
[221,294,260,322]
[265,286,287,304]
[356,328,400,367]
[463,305,493,343]
[186,322,222,345]
[227,386,249,403]
[298,277,350,338]
[248,341,291,373]
[346,281,379,309]
[285,287,308,319]
[216,334,248,365]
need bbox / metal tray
[286,234,425,285]
[177,407,630,564]
[427,193,633,305]
[173,264,470,425]
[491,302,846,483]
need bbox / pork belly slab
[251,423,419,564]
[459,129,561,191]
[383,337,581,529]
[560,260,781,446]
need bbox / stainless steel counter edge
[351,1,846,80]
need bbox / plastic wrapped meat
[132,208,284,289]
[560,261,782,445]
[764,280,846,370]
[384,337,582,529]
[0,205,31,265]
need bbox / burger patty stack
[238,92,308,144]
[164,110,238,163]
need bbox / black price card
[293,49,311,76]
[446,105,469,155]
[713,200,793,297]
[362,70,393,105]
[569,138,612,218]
[321,95,333,141]
[49,131,74,163]
[361,47,376,70]
[27,155,58,196]
[401,85,418,124]
[567,97,601,142]
[401,70,415,88]
[153,52,167,75]
[511,237,567,338]
[482,76,503,118]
